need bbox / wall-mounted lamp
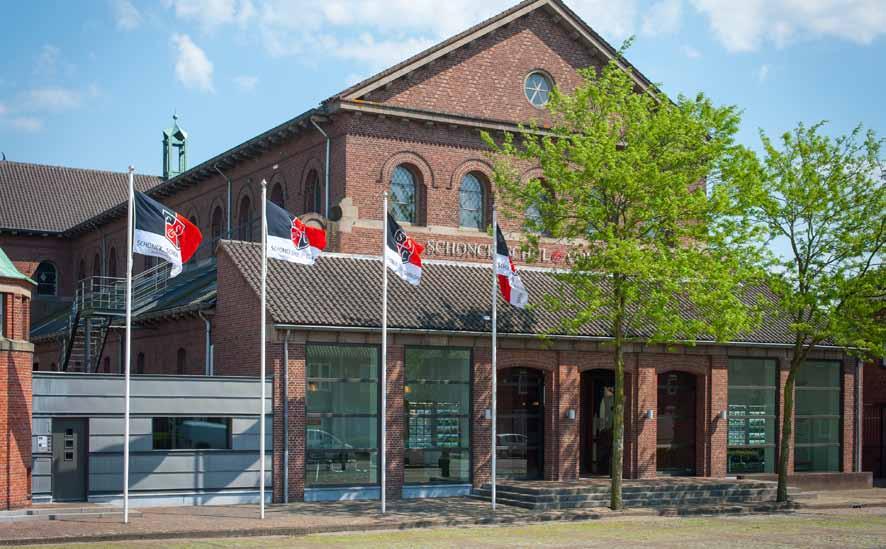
[718,410,728,420]
[484,408,492,420]
[404,385,412,394]
[567,409,576,420]
[645,409,655,420]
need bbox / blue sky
[0,0,884,175]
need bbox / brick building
[0,247,34,509]
[0,0,866,505]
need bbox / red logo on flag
[393,228,418,263]
[291,219,310,250]
[163,210,186,250]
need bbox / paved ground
[2,487,885,547]
[14,506,886,548]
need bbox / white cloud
[690,0,886,52]
[111,0,142,30]
[330,34,437,71]
[757,64,770,82]
[26,87,82,111]
[171,34,215,93]
[34,45,60,77]
[641,0,682,37]
[168,0,255,30]
[10,117,43,132]
[233,75,258,92]
[681,44,702,59]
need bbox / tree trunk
[777,362,798,502]
[610,280,626,510]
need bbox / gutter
[213,163,233,239]
[310,117,331,218]
[283,331,290,504]
[272,323,853,351]
[198,310,213,376]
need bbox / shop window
[152,417,232,450]
[727,358,777,474]
[78,259,86,282]
[103,357,110,373]
[795,361,842,472]
[238,195,253,242]
[390,165,417,224]
[93,253,101,278]
[306,345,379,487]
[304,169,322,214]
[459,173,486,230]
[405,348,471,485]
[136,352,145,375]
[34,261,58,296]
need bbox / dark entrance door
[657,371,697,476]
[580,369,615,476]
[52,418,88,502]
[497,368,545,480]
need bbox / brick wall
[1,282,34,510]
[214,245,262,377]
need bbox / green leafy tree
[747,122,885,502]
[484,54,763,509]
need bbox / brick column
[624,367,635,479]
[271,341,284,503]
[471,348,492,488]
[636,358,657,478]
[556,360,580,481]
[842,361,856,473]
[385,345,405,499]
[709,356,729,477]
[778,366,794,473]
[543,369,557,480]
[287,343,306,502]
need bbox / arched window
[34,261,58,296]
[77,259,86,282]
[390,165,417,224]
[177,348,187,375]
[525,180,554,237]
[136,352,145,375]
[459,173,486,229]
[93,253,101,278]
[304,170,321,214]
[238,196,253,241]
[108,248,118,278]
[211,206,224,253]
[270,183,285,208]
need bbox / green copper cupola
[162,114,188,180]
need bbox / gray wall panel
[32,373,274,501]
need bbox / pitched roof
[0,161,161,233]
[0,246,35,284]
[221,241,799,346]
[332,0,655,103]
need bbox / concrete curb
[0,502,816,547]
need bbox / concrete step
[0,506,141,522]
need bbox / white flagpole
[260,180,268,519]
[123,166,134,524]
[380,192,388,514]
[490,205,497,512]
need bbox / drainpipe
[856,357,862,472]
[198,310,212,376]
[310,116,331,218]
[283,331,290,503]
[214,163,233,239]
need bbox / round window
[524,72,552,107]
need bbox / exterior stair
[470,479,799,511]
[60,262,171,372]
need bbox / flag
[495,225,529,308]
[265,200,326,265]
[385,213,424,285]
[133,192,202,277]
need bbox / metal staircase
[60,262,171,372]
